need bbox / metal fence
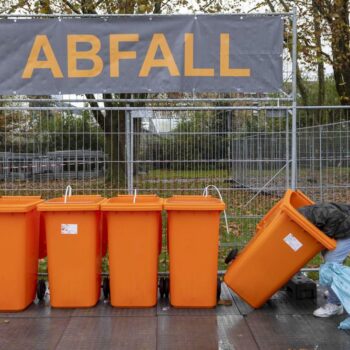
[130,107,291,261]
[297,107,350,204]
[1,103,349,269]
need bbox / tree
[312,0,325,106]
[313,0,350,105]
[31,109,104,153]
[151,109,235,171]
[246,0,350,105]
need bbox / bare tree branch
[277,0,289,12]
[266,0,309,105]
[265,0,276,13]
[95,0,107,8]
[199,0,217,11]
[247,3,267,13]
[63,0,81,14]
[313,0,333,23]
[320,51,333,63]
[154,0,162,14]
[85,93,105,130]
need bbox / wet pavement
[0,284,349,349]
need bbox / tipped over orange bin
[38,195,106,308]
[224,189,336,308]
[0,196,44,311]
[164,195,225,308]
[101,195,163,307]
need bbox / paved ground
[0,284,349,350]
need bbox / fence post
[125,108,133,194]
[319,125,323,201]
[286,110,290,189]
[130,111,134,192]
[291,7,298,190]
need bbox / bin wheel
[103,277,110,299]
[164,278,170,298]
[37,279,46,301]
[225,248,238,264]
[217,278,221,302]
[159,277,165,298]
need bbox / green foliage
[300,77,340,106]
[32,110,105,153]
[145,110,234,171]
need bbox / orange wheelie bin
[0,196,44,311]
[38,195,106,308]
[101,195,163,307]
[224,189,336,308]
[164,195,225,308]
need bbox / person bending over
[299,203,350,318]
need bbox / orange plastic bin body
[38,195,105,308]
[0,196,43,311]
[1,195,46,258]
[164,195,225,308]
[224,189,336,308]
[101,195,163,307]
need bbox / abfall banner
[0,15,283,94]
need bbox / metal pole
[291,7,298,190]
[130,112,134,192]
[286,110,290,188]
[1,12,293,18]
[319,126,323,201]
[125,109,132,194]
[0,97,294,104]
[0,106,292,111]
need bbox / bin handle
[133,188,137,204]
[203,185,230,236]
[64,185,72,203]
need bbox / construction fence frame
[3,9,346,273]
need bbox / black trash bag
[225,248,239,264]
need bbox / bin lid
[164,195,225,211]
[101,195,163,211]
[0,196,43,213]
[37,195,106,212]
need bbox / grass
[147,169,230,180]
[38,258,48,275]
[148,167,350,179]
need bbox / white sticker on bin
[61,224,78,235]
[283,233,303,252]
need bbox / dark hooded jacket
[298,203,350,239]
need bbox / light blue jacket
[320,262,350,330]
